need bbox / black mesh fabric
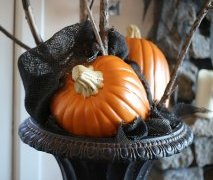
[18,21,128,124]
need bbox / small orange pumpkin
[126,25,170,102]
[51,55,150,137]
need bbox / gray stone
[148,167,204,180]
[194,136,213,167]
[191,117,213,137]
[210,11,213,66]
[190,30,210,59]
[176,74,195,103]
[180,60,198,83]
[174,60,198,103]
[155,147,194,170]
[155,0,197,63]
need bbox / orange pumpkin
[51,55,150,137]
[126,25,170,102]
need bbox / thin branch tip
[0,25,31,50]
[22,0,43,45]
[84,0,107,55]
[99,0,109,53]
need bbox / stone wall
[147,1,213,179]
[150,0,213,104]
[148,117,213,180]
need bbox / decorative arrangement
[1,0,213,179]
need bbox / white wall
[0,0,14,179]
[109,0,154,37]
[43,0,154,39]
[13,1,62,180]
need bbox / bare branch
[85,0,107,55]
[99,0,109,53]
[0,25,31,50]
[80,0,95,22]
[89,0,95,9]
[158,0,213,106]
[80,0,87,22]
[22,0,43,45]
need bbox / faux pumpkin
[51,55,150,137]
[126,25,170,102]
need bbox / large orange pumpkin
[126,25,170,102]
[51,55,150,137]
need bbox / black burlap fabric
[18,21,128,124]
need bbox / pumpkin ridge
[149,41,157,100]
[89,99,102,136]
[89,96,114,137]
[103,90,133,121]
[112,77,147,94]
[53,90,72,123]
[82,101,89,135]
[106,83,147,106]
[140,38,146,72]
[108,88,145,120]
[64,97,77,133]
[101,67,136,75]
[101,100,122,126]
[61,92,74,129]
[68,96,81,132]
[143,39,155,98]
[156,43,170,98]
[65,95,81,133]
[70,99,83,135]
[103,73,142,90]
[95,107,117,136]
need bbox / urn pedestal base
[55,157,153,180]
[19,117,193,180]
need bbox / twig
[80,0,87,22]
[22,0,43,45]
[80,0,95,22]
[84,0,107,55]
[99,0,109,53]
[158,0,213,106]
[0,25,31,50]
[89,0,95,9]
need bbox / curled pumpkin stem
[72,65,104,97]
[127,24,142,38]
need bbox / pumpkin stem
[127,24,142,38]
[72,65,104,97]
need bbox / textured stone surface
[180,60,198,83]
[155,0,197,63]
[148,167,204,180]
[210,11,213,66]
[177,74,195,103]
[190,30,210,59]
[155,147,194,170]
[172,60,198,103]
[194,136,213,167]
[192,117,213,137]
